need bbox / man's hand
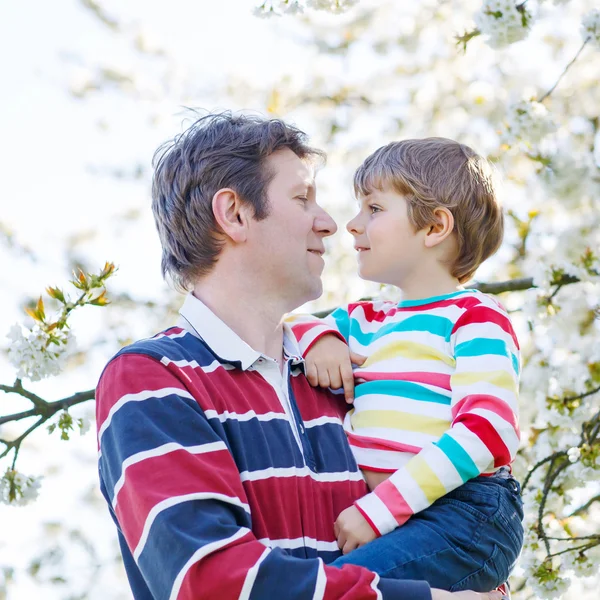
[305,334,366,403]
[431,590,504,600]
[334,504,377,554]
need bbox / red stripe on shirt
[177,532,259,600]
[372,479,413,526]
[96,354,190,437]
[346,430,421,454]
[451,306,520,349]
[452,394,520,436]
[114,445,238,551]
[458,413,513,466]
[358,371,451,390]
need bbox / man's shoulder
[100,326,218,378]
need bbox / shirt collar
[177,293,304,372]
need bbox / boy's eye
[296,196,309,203]
[369,205,381,214]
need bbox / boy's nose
[346,214,364,236]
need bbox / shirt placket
[254,356,305,457]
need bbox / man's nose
[346,214,364,236]
[314,205,338,237]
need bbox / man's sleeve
[286,306,352,356]
[355,302,521,537]
[97,352,432,600]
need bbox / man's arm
[97,352,432,600]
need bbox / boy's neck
[396,268,463,302]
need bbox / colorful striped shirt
[288,289,521,537]
[96,293,432,600]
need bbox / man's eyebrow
[291,180,316,193]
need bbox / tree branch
[0,380,48,411]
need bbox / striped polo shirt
[288,289,521,537]
[96,293,431,600]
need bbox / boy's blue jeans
[331,469,524,592]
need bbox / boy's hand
[305,334,366,403]
[334,505,377,554]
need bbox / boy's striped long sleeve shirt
[96,293,432,600]
[288,290,521,537]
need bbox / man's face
[248,148,337,309]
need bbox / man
[96,112,505,600]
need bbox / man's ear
[212,188,250,243]
[423,207,455,248]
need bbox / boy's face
[346,188,428,287]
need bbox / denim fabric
[330,471,524,592]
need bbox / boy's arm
[353,303,520,537]
[286,305,352,355]
[97,352,431,600]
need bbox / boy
[288,138,523,593]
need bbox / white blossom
[474,0,532,49]
[6,324,75,382]
[567,446,581,463]
[254,0,357,16]
[563,551,598,578]
[581,9,600,47]
[78,416,92,436]
[0,470,43,507]
[529,569,571,600]
[307,0,358,12]
[502,100,556,146]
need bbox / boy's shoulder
[458,290,510,314]
[347,298,398,319]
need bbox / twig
[568,495,600,518]
[545,540,600,560]
[522,450,567,491]
[538,39,590,103]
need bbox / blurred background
[1,0,599,598]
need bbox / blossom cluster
[581,8,600,46]
[254,0,358,17]
[474,0,532,49]
[0,469,42,507]
[6,323,75,382]
[501,101,556,147]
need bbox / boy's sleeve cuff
[354,492,398,537]
[300,327,346,357]
[354,489,410,537]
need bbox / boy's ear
[423,207,455,248]
[212,188,251,243]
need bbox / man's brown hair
[152,111,325,291]
[354,138,503,283]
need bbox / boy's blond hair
[353,138,503,284]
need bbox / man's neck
[192,277,286,365]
